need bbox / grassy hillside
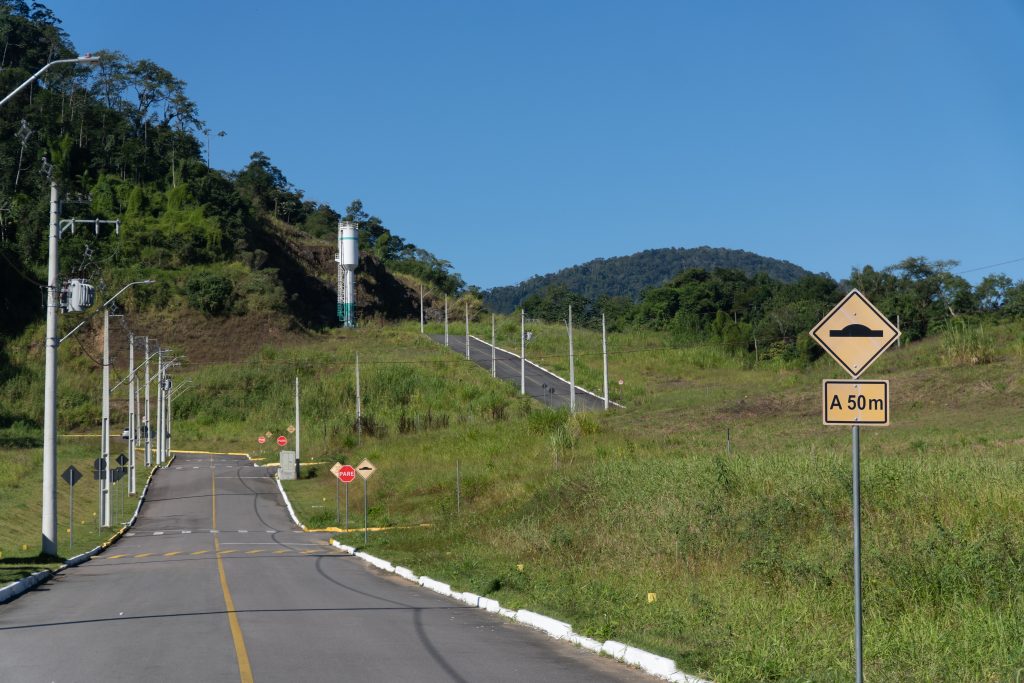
[3,316,1022,681]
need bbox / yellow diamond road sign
[810,289,900,378]
[330,462,343,477]
[287,425,296,434]
[356,458,376,480]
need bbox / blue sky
[50,1,1024,288]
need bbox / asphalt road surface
[430,334,612,411]
[0,453,651,682]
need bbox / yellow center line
[212,461,254,683]
[191,550,210,555]
[164,551,182,557]
[135,553,153,558]
[106,553,130,559]
[273,550,289,554]
[300,549,318,555]
[218,549,239,555]
[245,549,265,554]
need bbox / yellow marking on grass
[212,466,254,683]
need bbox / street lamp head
[77,54,101,65]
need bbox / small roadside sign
[111,466,126,483]
[257,436,266,444]
[330,462,343,477]
[810,289,900,378]
[92,458,107,480]
[356,459,376,480]
[61,465,82,487]
[277,436,288,447]
[339,465,357,483]
[823,380,889,426]
[287,425,296,434]
[116,454,128,466]
[265,431,273,438]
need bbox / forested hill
[483,246,813,313]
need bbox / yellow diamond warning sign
[823,380,889,426]
[810,290,900,378]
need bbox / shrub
[186,271,235,316]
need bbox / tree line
[521,257,1024,362]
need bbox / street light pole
[40,179,59,555]
[8,53,101,556]
[100,308,111,527]
[144,337,152,467]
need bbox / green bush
[186,271,235,316]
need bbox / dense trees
[0,2,463,336]
[522,260,1024,362]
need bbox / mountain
[482,246,814,313]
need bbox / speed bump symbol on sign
[823,380,889,426]
[810,289,900,378]
[356,459,376,480]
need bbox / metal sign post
[810,289,900,683]
[61,465,82,552]
[356,459,376,545]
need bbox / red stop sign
[257,436,266,444]
[277,436,288,447]
[338,465,357,483]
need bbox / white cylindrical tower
[336,220,359,326]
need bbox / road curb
[275,475,308,531]
[467,334,625,408]
[324,541,710,682]
[0,456,171,605]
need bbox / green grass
[4,318,1024,681]
[0,437,154,584]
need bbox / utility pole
[294,376,301,466]
[164,374,172,460]
[419,285,424,334]
[355,353,362,440]
[491,314,496,378]
[128,333,136,495]
[444,296,449,347]
[602,313,609,411]
[40,179,59,555]
[568,305,576,413]
[100,308,111,527]
[144,338,151,467]
[465,300,470,360]
[155,350,164,465]
[520,308,526,395]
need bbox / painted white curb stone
[275,476,307,530]
[273,480,712,682]
[515,610,573,639]
[567,633,604,653]
[394,566,418,581]
[418,576,452,597]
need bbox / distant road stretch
[0,453,647,682]
[429,334,612,411]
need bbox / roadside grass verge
[0,437,150,584]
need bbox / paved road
[0,453,649,682]
[430,334,611,411]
